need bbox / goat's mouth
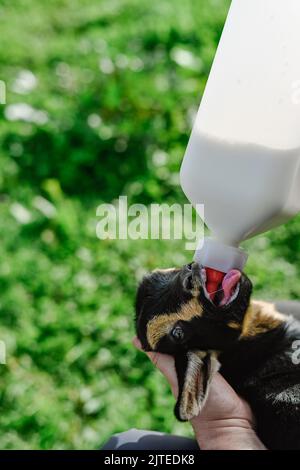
[200,267,242,307]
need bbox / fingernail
[146,351,155,361]
[132,336,143,350]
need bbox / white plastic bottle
[180,0,300,274]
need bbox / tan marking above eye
[146,298,203,349]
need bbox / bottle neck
[194,237,248,273]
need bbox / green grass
[0,0,300,449]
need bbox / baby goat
[135,262,300,450]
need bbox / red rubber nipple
[205,267,225,301]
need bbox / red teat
[205,267,225,301]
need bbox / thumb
[132,336,178,398]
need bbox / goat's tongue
[219,269,241,306]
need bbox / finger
[132,336,178,397]
[146,351,178,398]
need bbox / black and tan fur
[135,262,300,450]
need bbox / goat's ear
[174,351,220,422]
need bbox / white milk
[180,0,300,272]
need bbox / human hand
[133,337,266,450]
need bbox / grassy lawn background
[0,0,300,449]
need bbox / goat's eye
[171,325,185,342]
